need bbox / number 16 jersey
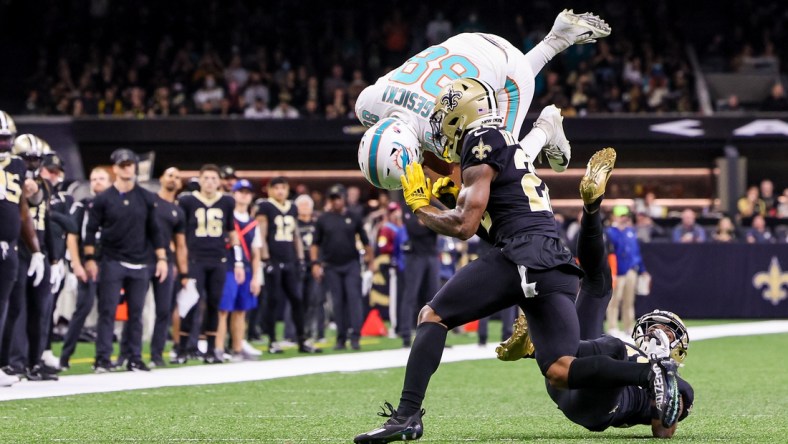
[178,191,236,262]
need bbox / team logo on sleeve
[472,139,492,160]
[441,87,463,111]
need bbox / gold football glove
[400,163,432,212]
[432,176,460,208]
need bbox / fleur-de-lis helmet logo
[441,87,463,111]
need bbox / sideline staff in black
[310,184,372,350]
[84,148,168,373]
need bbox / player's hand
[234,265,245,285]
[85,259,98,282]
[23,178,39,198]
[400,163,432,212]
[432,176,460,209]
[311,263,323,282]
[155,260,169,283]
[50,259,66,289]
[28,252,46,287]
[72,262,88,283]
[250,274,261,296]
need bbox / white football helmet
[358,117,422,190]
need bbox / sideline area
[2,320,787,402]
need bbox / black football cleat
[127,360,151,372]
[649,356,681,428]
[354,402,425,443]
[298,343,323,354]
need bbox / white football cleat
[241,340,263,356]
[41,350,61,370]
[0,369,19,387]
[533,105,571,172]
[544,9,611,52]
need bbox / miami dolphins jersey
[355,33,535,157]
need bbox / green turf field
[0,327,786,443]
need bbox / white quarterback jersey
[355,33,536,158]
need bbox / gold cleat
[495,314,535,361]
[579,147,617,205]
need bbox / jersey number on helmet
[514,148,553,213]
[195,208,224,237]
[391,46,480,97]
[0,171,22,204]
[273,215,296,242]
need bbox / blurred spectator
[225,54,249,88]
[672,209,707,243]
[778,188,788,218]
[745,215,775,244]
[606,206,647,335]
[322,64,347,106]
[301,98,321,119]
[712,216,737,243]
[271,93,299,119]
[760,179,778,216]
[737,185,766,218]
[193,75,224,114]
[244,97,272,119]
[717,94,743,113]
[761,83,788,112]
[243,72,270,108]
[425,11,452,45]
[345,186,365,221]
[634,191,667,219]
[635,211,665,243]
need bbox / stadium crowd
[18,0,709,118]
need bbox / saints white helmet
[632,309,689,364]
[0,110,17,158]
[358,117,422,190]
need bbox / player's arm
[19,196,41,254]
[293,223,304,262]
[174,232,189,285]
[255,213,270,261]
[229,230,245,284]
[404,163,493,240]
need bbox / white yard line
[1,320,786,402]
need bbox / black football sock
[397,322,448,417]
[206,335,216,353]
[576,337,627,360]
[583,195,604,215]
[567,355,651,389]
[178,335,189,353]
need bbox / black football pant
[60,278,97,366]
[180,260,225,352]
[323,261,363,345]
[0,242,18,365]
[302,272,325,339]
[400,254,440,343]
[95,259,149,363]
[263,261,305,344]
[118,262,176,361]
[3,254,52,370]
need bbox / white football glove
[28,252,46,287]
[642,328,671,360]
[50,259,66,290]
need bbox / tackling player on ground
[497,149,693,438]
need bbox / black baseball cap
[110,148,138,165]
[42,153,64,171]
[328,184,346,198]
[220,165,237,179]
[269,176,288,187]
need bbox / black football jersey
[179,191,235,262]
[257,198,298,263]
[297,217,316,252]
[0,156,26,242]
[154,196,186,262]
[460,127,558,245]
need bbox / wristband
[233,244,244,263]
[84,254,96,262]
[157,257,167,262]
